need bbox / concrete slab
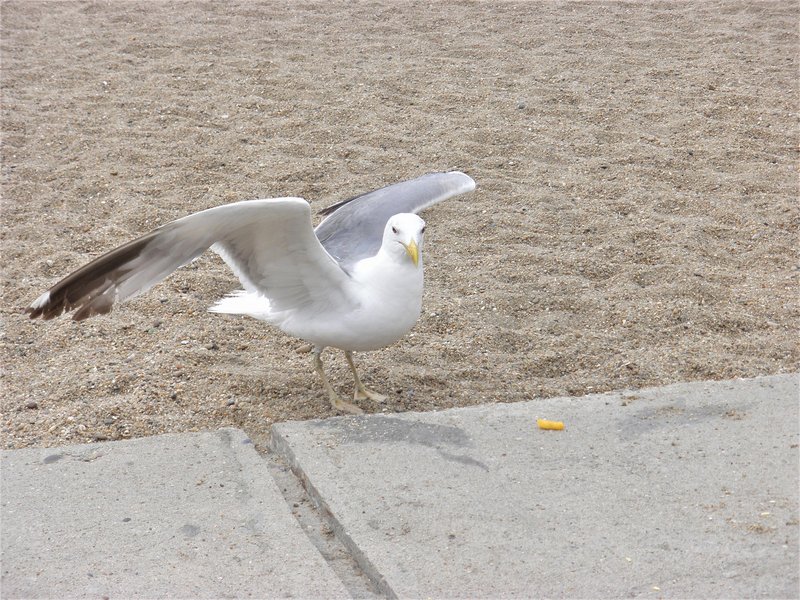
[1,428,348,599]
[271,374,800,599]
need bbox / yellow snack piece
[537,419,565,430]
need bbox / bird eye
[421,226,426,234]
[391,226,398,234]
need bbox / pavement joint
[270,426,398,599]
[262,444,384,598]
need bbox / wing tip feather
[26,290,72,321]
[450,170,477,192]
[317,170,476,217]
[26,291,51,319]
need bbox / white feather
[208,291,272,320]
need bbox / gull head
[382,213,426,268]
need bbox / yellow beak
[403,239,419,267]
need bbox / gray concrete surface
[2,375,798,599]
[272,374,800,599]
[1,428,348,599]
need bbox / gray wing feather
[28,198,355,321]
[314,171,476,270]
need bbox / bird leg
[345,351,387,403]
[313,349,363,415]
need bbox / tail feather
[209,291,272,319]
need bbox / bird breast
[345,256,424,350]
[283,253,423,351]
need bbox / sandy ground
[1,1,797,450]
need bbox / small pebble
[25,401,39,410]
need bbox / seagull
[27,171,476,414]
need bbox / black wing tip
[26,292,54,320]
[26,295,73,321]
[26,278,118,322]
[24,230,158,323]
[26,297,112,321]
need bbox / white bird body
[211,213,425,352]
[27,172,476,413]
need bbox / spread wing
[27,198,355,321]
[315,171,476,271]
